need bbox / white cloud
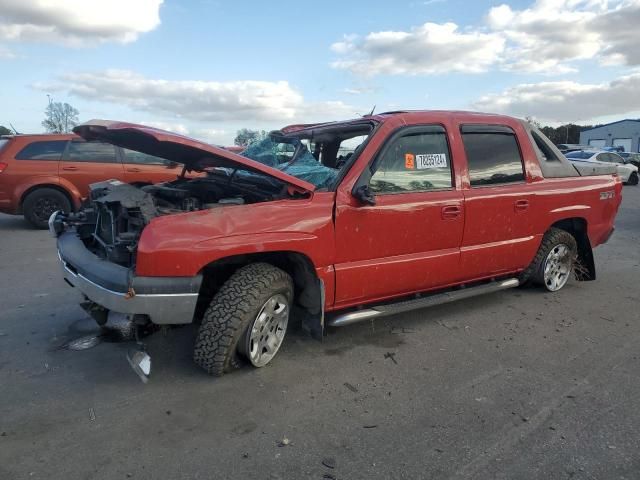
[332,23,504,75]
[330,22,505,76]
[332,0,640,76]
[136,121,228,144]
[487,0,609,73]
[472,73,640,122]
[341,86,377,95]
[0,0,162,46]
[37,69,359,125]
[43,70,304,122]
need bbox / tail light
[0,162,7,173]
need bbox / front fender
[135,195,336,277]
[137,231,324,277]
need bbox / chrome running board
[327,278,520,327]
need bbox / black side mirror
[354,184,376,206]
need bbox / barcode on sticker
[416,154,447,169]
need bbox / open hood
[73,120,315,193]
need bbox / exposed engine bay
[59,171,289,267]
[52,118,377,269]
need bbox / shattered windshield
[241,135,338,189]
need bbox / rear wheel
[193,263,293,376]
[523,228,577,292]
[22,188,71,229]
[520,228,577,292]
[627,171,638,186]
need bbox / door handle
[441,205,462,220]
[127,168,141,173]
[62,166,78,171]
[514,199,529,212]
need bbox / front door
[334,125,464,308]
[120,148,182,185]
[59,140,124,199]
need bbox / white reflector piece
[127,350,151,383]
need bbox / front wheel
[522,228,577,292]
[193,263,293,376]
[627,171,639,186]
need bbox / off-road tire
[627,172,639,186]
[23,188,71,229]
[193,263,294,376]
[519,227,577,291]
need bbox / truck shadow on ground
[51,286,543,386]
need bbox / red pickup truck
[50,112,622,379]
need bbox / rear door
[59,140,124,198]
[333,125,464,306]
[459,125,537,279]
[120,148,182,185]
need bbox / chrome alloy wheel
[543,243,573,291]
[242,293,289,367]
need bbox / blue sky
[1,0,639,144]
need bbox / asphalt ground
[1,186,639,480]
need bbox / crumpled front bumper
[57,231,202,325]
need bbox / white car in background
[565,150,639,185]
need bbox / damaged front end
[51,180,156,267]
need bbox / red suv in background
[0,133,182,227]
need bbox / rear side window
[65,141,118,163]
[370,129,453,194]
[122,148,170,165]
[461,129,525,186]
[531,131,560,162]
[15,140,67,161]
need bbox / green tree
[234,128,268,147]
[42,101,79,133]
[0,125,11,135]
[524,116,541,129]
[537,123,596,145]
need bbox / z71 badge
[599,190,615,200]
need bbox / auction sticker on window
[416,153,447,169]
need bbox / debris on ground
[363,425,378,429]
[343,382,358,393]
[88,407,96,421]
[323,474,336,480]
[322,457,336,469]
[384,352,398,364]
[62,335,101,351]
[277,437,292,447]
[438,320,459,330]
[390,327,415,334]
